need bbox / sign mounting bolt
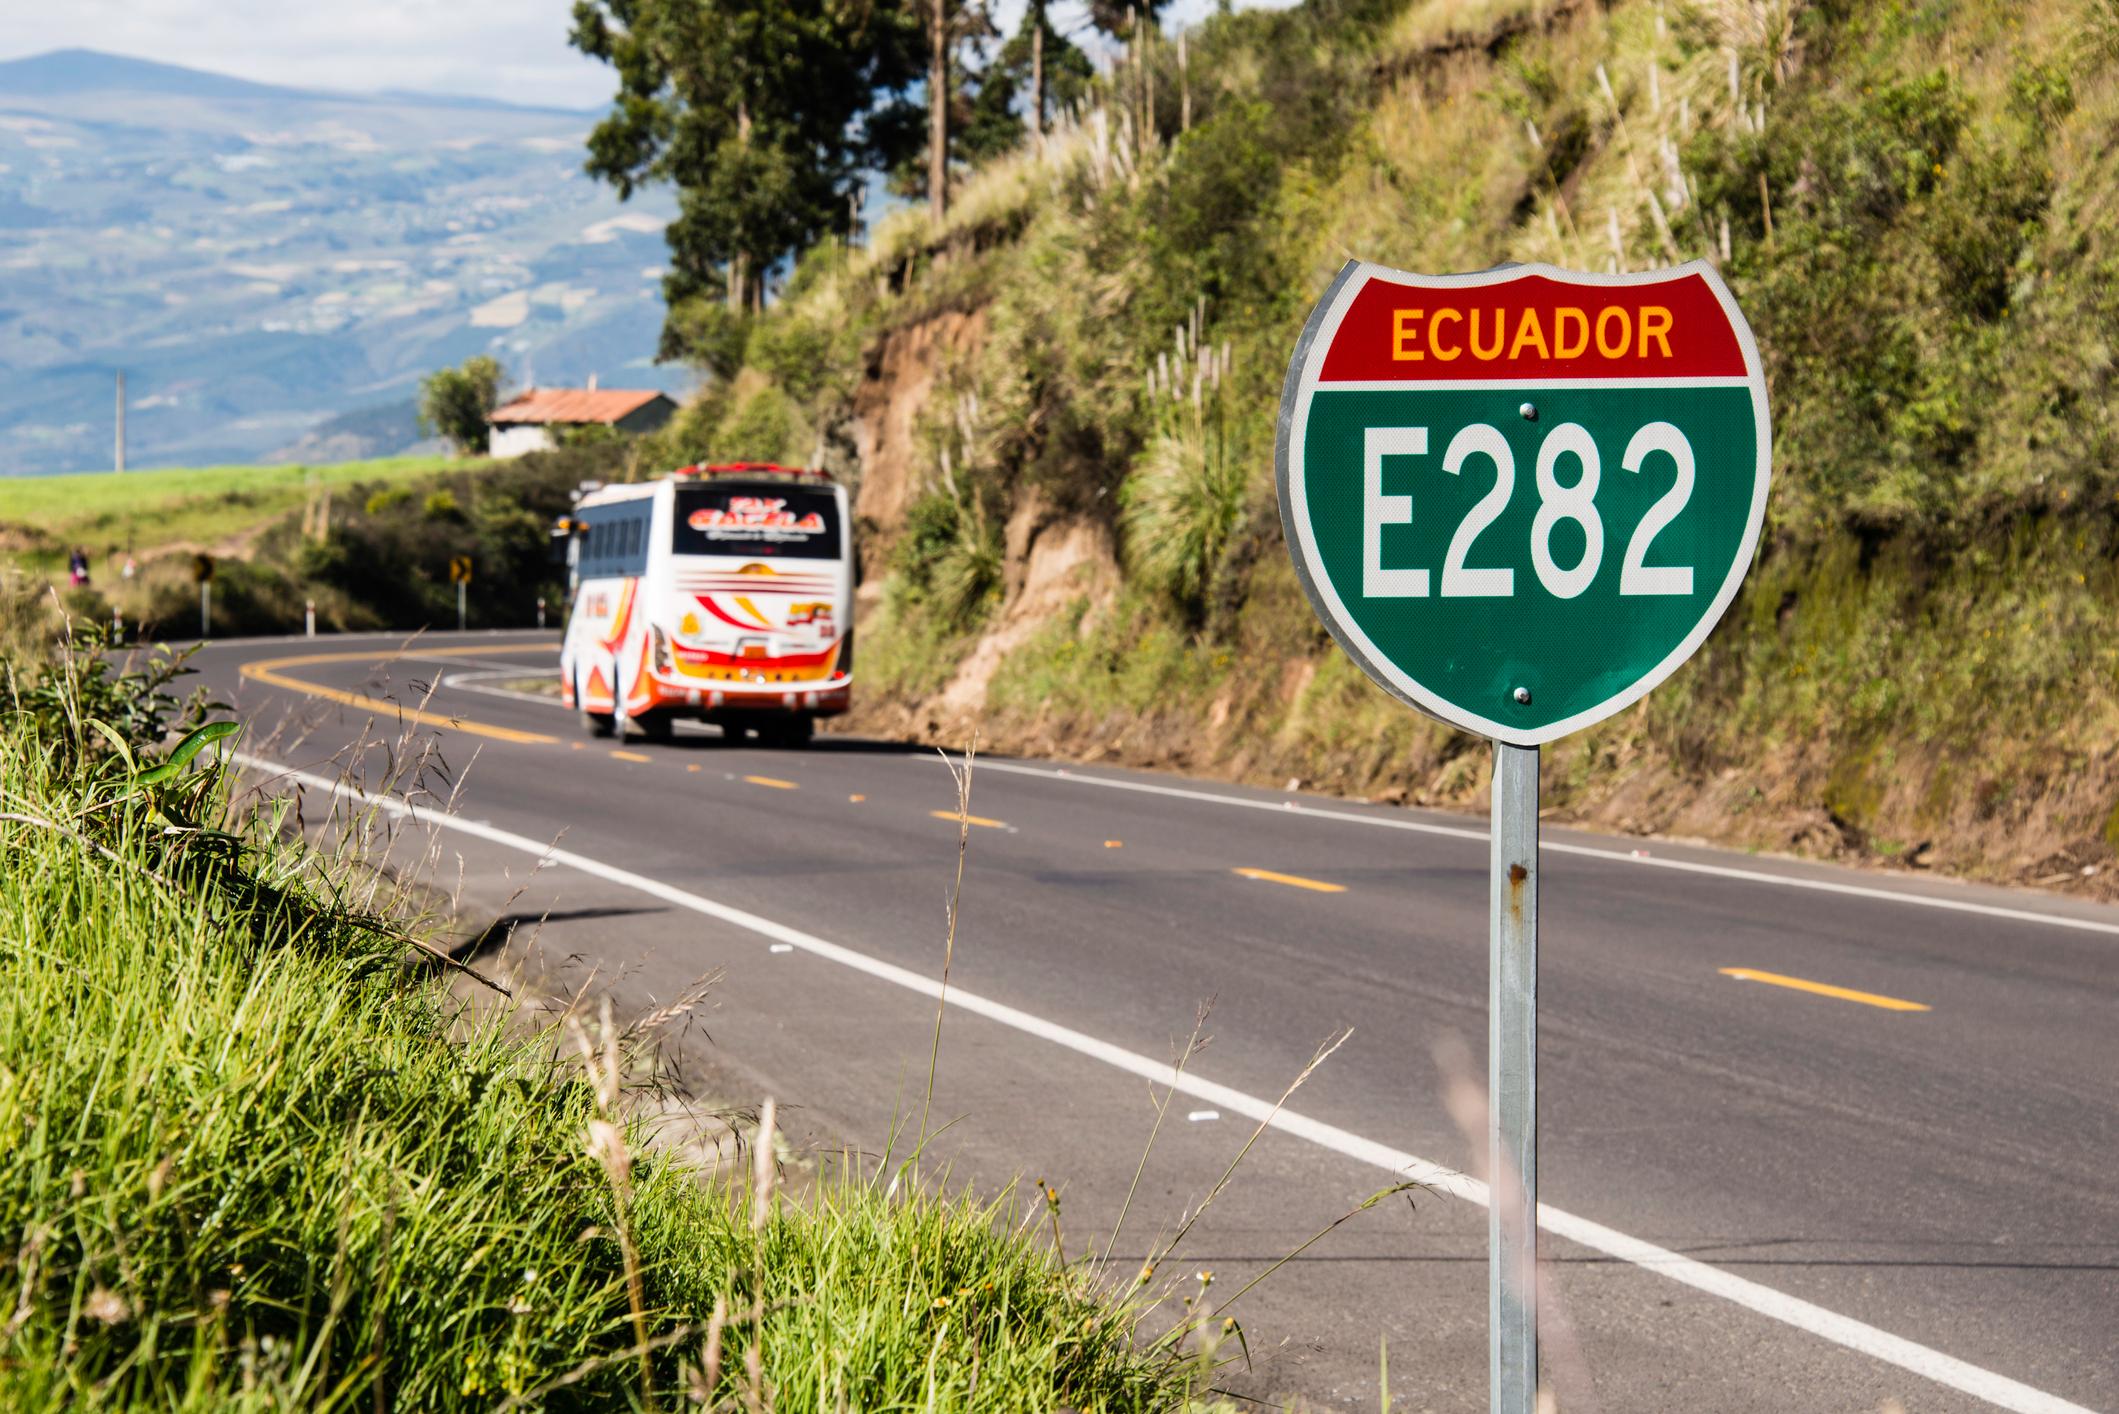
[1519,402,1538,421]
[1513,686,1532,705]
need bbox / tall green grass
[0,639,1206,1410]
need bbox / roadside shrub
[1119,427,1245,616]
[747,308,842,405]
[715,383,798,463]
[141,557,305,638]
[894,491,1004,630]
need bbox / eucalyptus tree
[571,0,924,355]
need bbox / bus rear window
[672,485,841,561]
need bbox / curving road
[191,630,2117,1413]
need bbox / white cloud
[0,0,615,108]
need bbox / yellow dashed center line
[849,794,866,803]
[1232,866,1344,894]
[745,775,799,790]
[239,644,560,746]
[610,750,652,763]
[1718,967,1930,1012]
[687,763,701,773]
[931,809,1007,829]
[1104,840,1124,848]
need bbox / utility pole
[115,370,125,474]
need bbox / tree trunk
[1178,27,1189,134]
[730,100,753,311]
[1030,0,1045,143]
[1142,16,1154,148]
[929,0,948,222]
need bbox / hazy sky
[0,0,1275,107]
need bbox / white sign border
[1274,259,1774,748]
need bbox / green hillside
[645,0,2119,890]
[0,456,455,571]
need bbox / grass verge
[0,635,1207,1410]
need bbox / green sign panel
[1276,261,1771,745]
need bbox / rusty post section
[1489,741,1539,1414]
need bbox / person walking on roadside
[68,547,89,587]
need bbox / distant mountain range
[0,48,687,476]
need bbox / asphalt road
[191,631,2117,1413]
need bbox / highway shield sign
[1276,260,1770,746]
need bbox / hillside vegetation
[634,0,2119,891]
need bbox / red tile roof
[488,388,671,425]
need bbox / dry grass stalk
[1431,1031,1599,1414]
[572,997,655,1411]
[691,1294,729,1405]
[918,733,979,1146]
[745,1097,777,1414]
[1103,999,1214,1272]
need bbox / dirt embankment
[848,307,989,543]
[833,307,2119,901]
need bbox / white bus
[558,463,853,745]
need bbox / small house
[486,385,677,458]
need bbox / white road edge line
[953,760,2119,940]
[234,748,2093,1414]
[441,669,574,708]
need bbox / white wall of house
[489,424,555,459]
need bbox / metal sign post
[449,556,473,630]
[1276,260,1771,1413]
[1489,742,1538,1410]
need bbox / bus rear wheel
[584,710,615,738]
